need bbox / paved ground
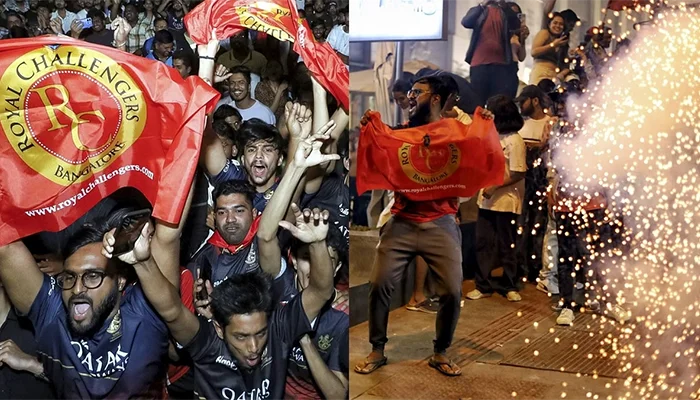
[350,280,630,400]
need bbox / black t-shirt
[285,304,348,399]
[27,276,169,398]
[184,294,314,400]
[84,29,115,47]
[300,173,349,243]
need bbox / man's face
[215,193,255,245]
[230,33,248,50]
[225,115,242,131]
[393,91,409,110]
[292,244,338,290]
[228,73,250,102]
[82,0,93,9]
[155,41,174,58]
[55,0,66,8]
[124,5,138,22]
[242,139,282,187]
[215,312,268,369]
[312,24,326,41]
[313,0,324,12]
[407,82,434,124]
[154,19,167,31]
[61,243,124,338]
[172,0,182,10]
[173,58,191,79]
[7,15,23,28]
[92,16,105,32]
[29,0,39,9]
[327,2,337,15]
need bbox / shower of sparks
[534,2,700,399]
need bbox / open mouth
[245,356,260,367]
[252,164,267,179]
[71,300,92,322]
[408,101,417,115]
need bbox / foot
[536,281,559,295]
[406,299,439,314]
[556,308,575,325]
[428,353,462,376]
[354,351,388,374]
[605,304,631,323]
[466,289,492,300]
[506,291,522,302]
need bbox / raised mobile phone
[112,209,152,256]
[196,266,211,301]
[78,17,93,29]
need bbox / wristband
[200,55,215,60]
[112,41,126,47]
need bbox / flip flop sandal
[354,357,388,374]
[428,358,462,377]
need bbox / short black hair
[154,29,174,45]
[87,8,105,19]
[63,213,133,277]
[213,119,236,141]
[486,94,524,134]
[212,180,256,209]
[392,79,412,94]
[213,105,242,123]
[36,1,50,9]
[229,65,252,86]
[172,50,193,69]
[210,271,273,327]
[414,76,451,108]
[237,119,286,155]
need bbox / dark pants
[555,209,613,309]
[369,215,463,354]
[517,154,549,281]
[475,209,519,293]
[470,63,519,105]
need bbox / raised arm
[299,334,348,399]
[257,122,338,277]
[462,3,487,29]
[102,223,201,346]
[0,241,44,314]
[278,206,334,323]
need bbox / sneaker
[506,291,522,302]
[466,289,492,300]
[551,301,564,312]
[586,299,601,312]
[556,308,575,325]
[405,299,439,314]
[606,304,631,323]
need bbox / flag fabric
[184,0,349,109]
[0,36,220,246]
[607,0,651,10]
[356,110,506,202]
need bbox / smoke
[551,9,700,399]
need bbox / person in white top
[514,84,559,293]
[50,0,76,34]
[215,65,275,125]
[467,94,527,303]
[326,7,349,66]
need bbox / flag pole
[393,40,405,126]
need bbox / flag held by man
[0,36,220,247]
[184,0,349,109]
[356,110,506,202]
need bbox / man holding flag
[354,75,502,377]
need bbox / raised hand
[193,268,213,319]
[0,340,41,374]
[278,205,329,244]
[293,120,339,168]
[285,102,313,139]
[102,222,154,265]
[49,18,62,35]
[214,64,232,83]
[112,17,133,44]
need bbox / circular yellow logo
[0,45,147,186]
[399,142,460,185]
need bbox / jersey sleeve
[209,159,248,186]
[182,317,218,362]
[25,275,63,336]
[271,292,314,345]
[326,315,349,375]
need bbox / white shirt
[216,98,276,125]
[519,115,555,146]
[51,9,77,34]
[477,132,527,214]
[327,24,349,56]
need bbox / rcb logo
[0,45,147,186]
[399,142,460,185]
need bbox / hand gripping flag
[184,0,349,109]
[0,36,220,246]
[356,109,506,202]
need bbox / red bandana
[208,215,261,254]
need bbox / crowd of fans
[0,0,350,399]
[353,0,633,329]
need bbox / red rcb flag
[607,0,652,10]
[0,36,220,246]
[357,110,506,202]
[184,0,349,109]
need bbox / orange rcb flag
[0,36,220,246]
[184,0,349,109]
[356,110,506,202]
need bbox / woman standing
[530,12,569,85]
